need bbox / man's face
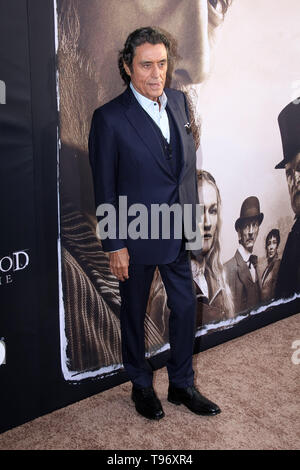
[198,181,218,255]
[239,219,259,253]
[285,152,300,217]
[124,43,168,101]
[266,236,278,260]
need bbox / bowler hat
[235,196,264,231]
[275,99,300,169]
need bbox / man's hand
[109,247,130,281]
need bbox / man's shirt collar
[238,244,252,262]
[130,82,167,112]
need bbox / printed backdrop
[56,0,300,381]
[1,0,299,433]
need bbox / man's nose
[151,64,160,78]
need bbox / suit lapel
[165,91,187,183]
[122,87,176,180]
[256,264,262,290]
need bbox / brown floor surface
[0,313,299,450]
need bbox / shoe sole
[132,397,165,420]
[168,397,221,416]
[134,405,165,420]
[168,397,181,406]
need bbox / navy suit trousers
[119,242,197,389]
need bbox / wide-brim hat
[235,196,264,231]
[275,99,300,169]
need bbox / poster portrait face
[57,0,231,154]
[238,220,260,253]
[266,236,278,260]
[286,152,300,217]
[73,0,229,90]
[198,179,218,255]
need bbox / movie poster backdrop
[55,0,300,382]
[1,0,299,434]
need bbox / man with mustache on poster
[224,197,263,314]
[275,100,300,299]
[89,27,221,421]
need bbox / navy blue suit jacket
[89,86,199,264]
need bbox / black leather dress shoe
[168,385,221,416]
[131,386,165,420]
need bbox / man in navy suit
[89,27,220,420]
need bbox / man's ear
[123,61,131,77]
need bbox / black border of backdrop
[0,0,41,433]
[0,0,299,434]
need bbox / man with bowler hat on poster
[89,27,221,420]
[275,100,300,299]
[225,197,264,314]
